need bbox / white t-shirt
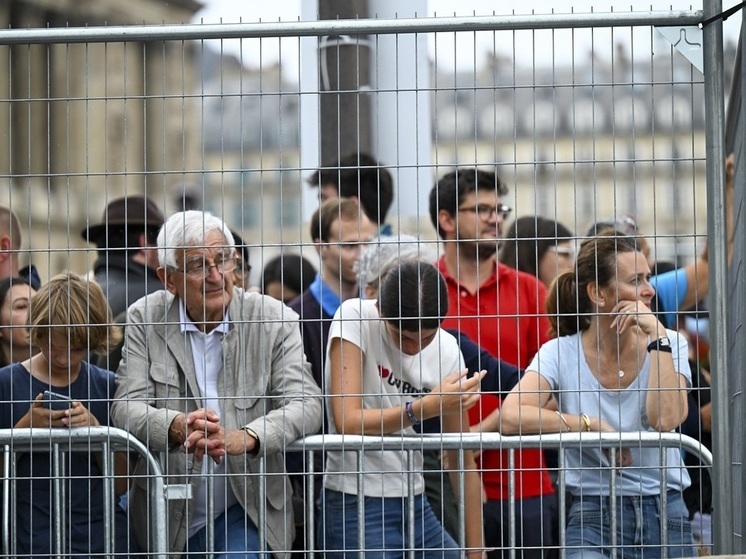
[527,329,692,496]
[324,298,465,498]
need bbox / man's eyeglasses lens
[458,204,512,220]
[181,255,238,278]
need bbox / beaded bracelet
[404,401,420,425]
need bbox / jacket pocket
[149,363,185,404]
[262,454,293,510]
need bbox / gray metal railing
[290,432,713,559]
[0,426,169,559]
[0,428,713,558]
[0,11,704,45]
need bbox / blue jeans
[565,491,697,559]
[319,489,460,559]
[184,504,261,559]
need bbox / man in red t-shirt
[430,167,555,559]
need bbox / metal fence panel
[0,4,734,558]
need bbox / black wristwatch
[647,336,673,354]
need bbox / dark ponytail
[547,271,588,337]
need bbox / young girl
[0,272,134,557]
[321,259,485,558]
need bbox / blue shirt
[308,274,344,318]
[650,267,688,328]
[527,331,692,496]
[0,362,131,557]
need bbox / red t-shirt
[437,257,554,500]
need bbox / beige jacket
[111,288,322,558]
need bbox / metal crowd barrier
[0,428,712,559]
[291,431,713,559]
[0,426,169,559]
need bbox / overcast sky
[192,1,742,75]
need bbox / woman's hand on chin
[609,300,659,336]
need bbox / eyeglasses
[171,254,238,279]
[548,246,575,259]
[457,204,512,220]
[594,215,638,236]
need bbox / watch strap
[647,337,673,354]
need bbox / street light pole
[317,0,373,164]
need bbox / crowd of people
[0,150,725,559]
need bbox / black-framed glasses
[457,203,512,220]
[170,254,238,279]
[594,214,638,236]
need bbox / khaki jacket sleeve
[111,297,182,453]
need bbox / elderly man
[111,210,322,559]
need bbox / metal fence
[1,426,169,558]
[298,432,714,559]
[0,428,714,559]
[0,1,737,557]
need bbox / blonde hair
[30,272,121,355]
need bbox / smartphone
[41,390,73,411]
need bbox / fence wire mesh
[0,3,736,558]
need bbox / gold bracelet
[580,413,592,432]
[555,411,571,432]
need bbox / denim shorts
[318,488,460,559]
[565,490,696,559]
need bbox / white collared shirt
[178,300,239,537]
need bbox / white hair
[157,210,236,268]
[356,234,437,289]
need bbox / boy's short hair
[310,198,365,243]
[429,167,508,239]
[308,152,393,226]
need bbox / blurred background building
[0,2,729,283]
[0,0,201,278]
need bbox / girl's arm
[329,338,483,435]
[14,393,70,429]
[442,411,484,558]
[114,453,130,496]
[329,338,424,435]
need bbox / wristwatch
[647,336,673,354]
[243,426,261,456]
